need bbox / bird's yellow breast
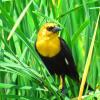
[36,34,61,57]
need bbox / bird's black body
[35,38,79,82]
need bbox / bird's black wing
[60,38,79,82]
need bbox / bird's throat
[36,35,61,57]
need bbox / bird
[35,22,91,91]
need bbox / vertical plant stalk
[7,0,33,41]
[78,10,100,100]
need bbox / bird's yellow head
[38,23,61,38]
[36,23,62,57]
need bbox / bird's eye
[47,26,54,31]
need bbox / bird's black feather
[35,38,79,82]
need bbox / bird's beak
[52,26,62,33]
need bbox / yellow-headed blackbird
[35,23,91,90]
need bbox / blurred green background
[0,0,100,100]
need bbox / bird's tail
[77,79,94,91]
[74,76,94,91]
[84,82,94,91]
